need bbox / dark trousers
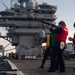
[41,47,50,67]
[50,42,65,71]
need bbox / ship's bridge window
[40,11,45,14]
[6,18,14,21]
[34,11,39,13]
[20,18,26,21]
[33,18,38,21]
[46,19,51,21]
[8,18,13,21]
[0,19,3,21]
[5,18,8,21]
[26,18,33,21]
[46,11,53,14]
[13,18,19,20]
[39,5,50,9]
[0,18,6,21]
[46,19,54,21]
[40,19,45,21]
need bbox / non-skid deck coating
[11,59,75,75]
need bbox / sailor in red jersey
[48,21,68,72]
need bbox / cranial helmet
[73,22,75,28]
[58,21,66,26]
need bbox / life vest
[46,33,55,47]
[55,26,68,42]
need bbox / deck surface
[11,59,75,75]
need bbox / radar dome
[14,2,21,9]
[27,0,35,9]
[34,0,39,5]
[34,0,39,9]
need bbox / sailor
[48,21,68,72]
[39,33,55,69]
[68,23,75,54]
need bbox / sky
[0,0,75,54]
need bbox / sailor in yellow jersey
[39,33,55,69]
[46,34,50,47]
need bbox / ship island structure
[0,0,57,59]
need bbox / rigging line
[4,42,11,49]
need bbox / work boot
[39,65,44,69]
[59,70,65,72]
[47,69,56,72]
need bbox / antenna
[0,0,10,10]
[2,2,9,9]
[10,0,13,8]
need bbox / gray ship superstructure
[0,0,57,58]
